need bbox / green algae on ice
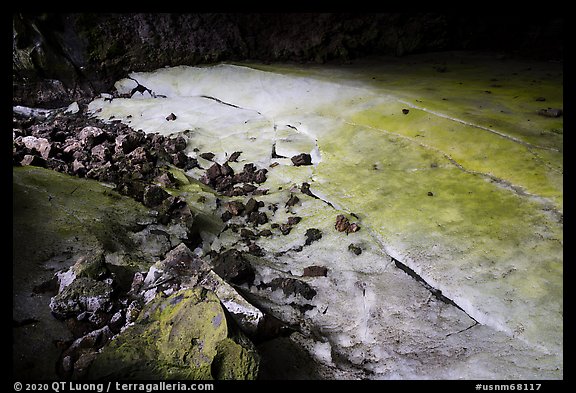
[312,119,562,353]
[348,101,562,210]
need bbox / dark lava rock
[171,151,197,170]
[279,224,292,236]
[402,108,410,115]
[285,194,300,207]
[335,216,348,232]
[142,185,170,207]
[20,154,46,167]
[248,211,268,226]
[347,222,360,233]
[287,216,301,226]
[537,108,563,118]
[254,168,268,184]
[212,249,255,286]
[247,242,265,257]
[63,140,82,156]
[240,228,257,240]
[86,162,114,182]
[50,278,114,320]
[267,278,316,300]
[78,126,108,149]
[232,172,251,184]
[221,211,233,222]
[226,200,245,216]
[71,159,87,177]
[127,146,149,164]
[154,172,178,188]
[206,163,222,181]
[118,181,147,202]
[291,153,312,166]
[243,163,256,173]
[154,195,192,227]
[108,311,125,334]
[115,132,144,155]
[245,198,264,215]
[300,182,316,198]
[19,136,52,159]
[200,152,215,161]
[164,135,187,154]
[220,162,234,177]
[242,184,257,194]
[165,113,177,121]
[90,144,111,162]
[228,151,242,162]
[302,266,328,277]
[258,229,273,237]
[335,215,360,234]
[304,228,322,246]
[427,191,434,197]
[348,243,362,255]
[160,243,209,279]
[215,176,234,192]
[147,133,165,146]
[59,325,114,379]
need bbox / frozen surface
[88,53,562,379]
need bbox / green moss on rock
[87,288,259,380]
[212,338,260,380]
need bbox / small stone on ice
[200,152,215,161]
[291,153,312,166]
[302,266,328,277]
[335,215,361,234]
[228,151,242,162]
[305,228,322,245]
[285,194,300,207]
[348,243,362,255]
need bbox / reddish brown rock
[302,266,328,277]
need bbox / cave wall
[12,13,562,108]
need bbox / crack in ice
[397,99,561,153]
[392,257,479,325]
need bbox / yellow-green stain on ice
[312,119,562,352]
[348,103,562,210]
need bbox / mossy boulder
[87,288,259,380]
